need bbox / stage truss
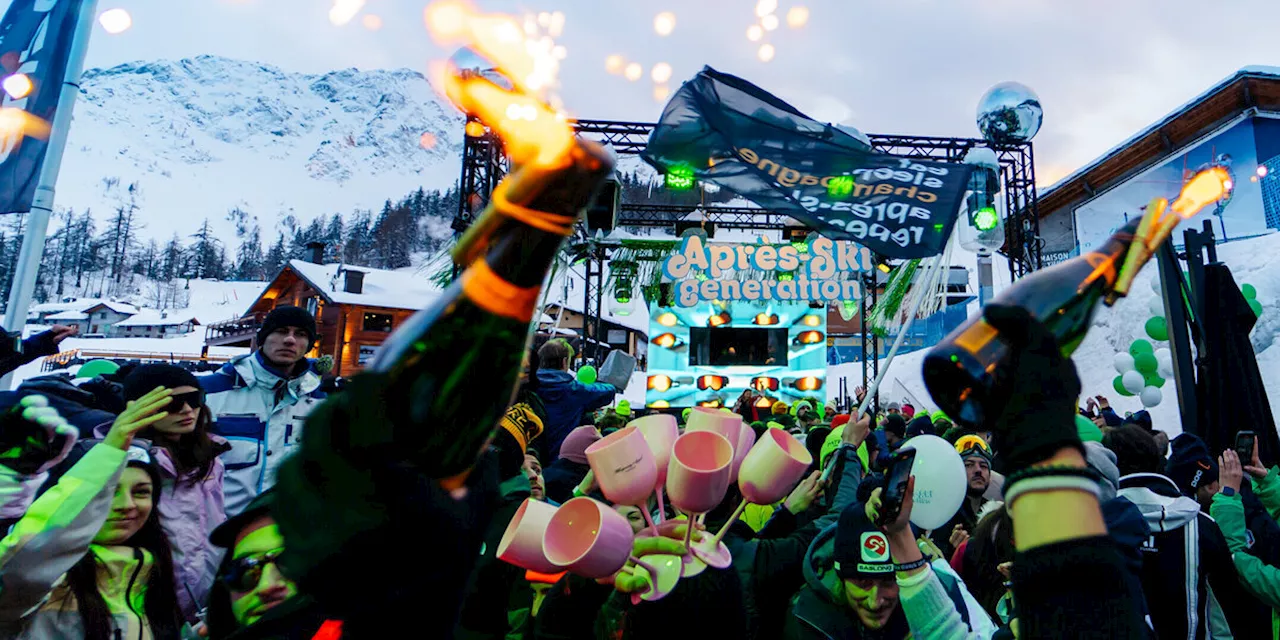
[454,117,1042,405]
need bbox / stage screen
[689,328,789,367]
[645,300,827,409]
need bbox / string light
[651,63,673,84]
[746,25,763,41]
[654,11,676,36]
[98,8,133,33]
[787,6,810,27]
[761,14,779,30]
[653,85,671,102]
[755,0,778,18]
[605,55,625,74]
[361,14,383,30]
[757,44,776,62]
[624,62,643,81]
[2,74,32,100]
[328,0,366,26]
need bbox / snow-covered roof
[543,264,651,336]
[115,311,200,327]
[1041,66,1280,198]
[82,301,139,316]
[286,259,442,310]
[45,310,88,321]
[30,298,132,317]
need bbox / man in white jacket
[203,305,324,516]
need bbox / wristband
[894,558,929,573]
[1004,465,1101,496]
[1221,486,1237,497]
[1004,475,1101,508]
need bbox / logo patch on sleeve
[861,531,889,562]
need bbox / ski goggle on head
[955,435,993,460]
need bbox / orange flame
[424,1,574,169]
[1171,166,1232,219]
[0,108,51,149]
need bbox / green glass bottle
[923,218,1140,429]
[363,140,615,485]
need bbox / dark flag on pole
[643,67,974,259]
[0,0,87,214]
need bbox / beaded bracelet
[1004,475,1102,508]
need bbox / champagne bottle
[364,140,615,485]
[923,218,1140,428]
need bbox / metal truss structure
[454,119,1042,392]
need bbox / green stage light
[666,165,695,190]
[827,175,853,198]
[973,206,999,232]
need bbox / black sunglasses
[166,390,204,413]
[219,548,283,592]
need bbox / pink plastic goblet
[586,426,660,534]
[730,422,757,484]
[630,414,679,522]
[696,429,814,568]
[685,407,743,448]
[542,497,636,579]
[666,430,734,576]
[497,498,563,574]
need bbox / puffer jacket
[93,423,229,622]
[533,369,615,462]
[201,352,324,515]
[0,443,193,639]
[783,519,993,640]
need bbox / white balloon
[1151,277,1163,293]
[1158,364,1174,379]
[1154,347,1172,364]
[1113,352,1136,374]
[901,435,966,530]
[1149,297,1165,316]
[1141,386,1163,408]
[1123,370,1146,394]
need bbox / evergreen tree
[235,226,266,281]
[264,232,288,276]
[188,219,223,279]
[161,234,184,281]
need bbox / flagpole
[0,0,100,390]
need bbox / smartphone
[877,448,917,527]
[1236,431,1258,462]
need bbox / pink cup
[542,497,636,578]
[685,407,743,453]
[585,426,659,506]
[738,428,814,505]
[497,498,563,574]
[730,424,758,484]
[630,414,679,484]
[666,430,734,515]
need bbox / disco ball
[977,82,1043,144]
[447,47,514,92]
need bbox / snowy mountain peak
[62,55,466,240]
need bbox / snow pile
[829,230,1280,437]
[60,55,465,241]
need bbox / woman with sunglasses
[0,387,192,639]
[93,364,231,623]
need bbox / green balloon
[576,365,598,385]
[1144,371,1166,388]
[1129,339,1154,357]
[1134,352,1158,374]
[1114,375,1136,397]
[1242,284,1258,300]
[1249,299,1264,318]
[76,359,119,379]
[1145,316,1169,342]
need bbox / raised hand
[104,387,173,451]
[1219,449,1244,493]
[784,471,824,515]
[0,395,78,476]
[1245,438,1269,479]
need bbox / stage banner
[643,67,974,259]
[0,0,86,214]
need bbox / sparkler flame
[1171,166,1232,219]
[424,1,574,169]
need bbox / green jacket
[0,444,197,639]
[1209,466,1280,640]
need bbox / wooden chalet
[205,246,440,377]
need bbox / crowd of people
[0,303,1277,639]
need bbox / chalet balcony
[205,312,267,348]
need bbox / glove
[0,395,79,476]
[982,304,1083,473]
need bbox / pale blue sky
[7,0,1280,185]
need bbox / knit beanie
[682,408,693,423]
[1075,414,1104,443]
[616,400,632,417]
[833,500,894,578]
[122,363,201,402]
[1166,433,1219,496]
[558,426,601,464]
[882,414,907,439]
[1084,441,1120,502]
[256,305,317,348]
[905,416,934,439]
[499,402,545,454]
[830,414,851,430]
[772,401,789,416]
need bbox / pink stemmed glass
[543,497,680,602]
[665,430,734,577]
[497,499,562,574]
[693,428,813,568]
[685,407,743,448]
[629,415,679,524]
[585,426,660,535]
